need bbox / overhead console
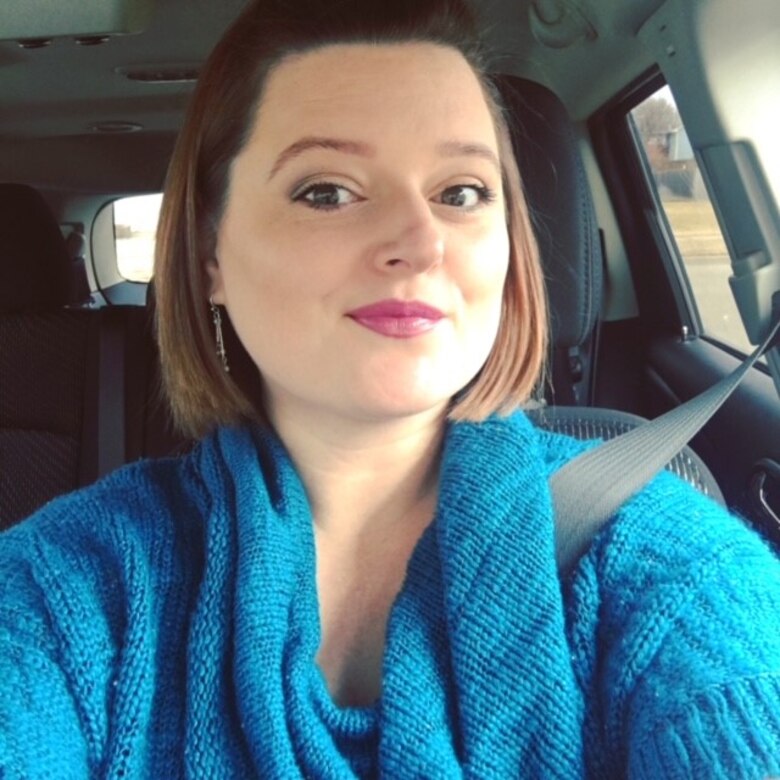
[0,0,155,43]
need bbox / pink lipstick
[347,299,445,338]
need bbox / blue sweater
[2,412,780,778]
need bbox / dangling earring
[209,296,230,372]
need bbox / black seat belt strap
[553,311,780,575]
[96,308,126,478]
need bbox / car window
[113,193,162,283]
[629,86,754,357]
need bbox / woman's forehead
[247,42,498,157]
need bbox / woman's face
[209,43,511,426]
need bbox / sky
[114,192,163,232]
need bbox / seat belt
[553,308,780,575]
[96,307,127,478]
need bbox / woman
[2,0,780,777]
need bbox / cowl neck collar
[184,413,583,777]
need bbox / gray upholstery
[495,76,602,351]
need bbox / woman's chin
[338,380,457,424]
[330,357,483,423]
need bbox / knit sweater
[2,412,780,778]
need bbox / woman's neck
[267,403,446,708]
[268,402,446,539]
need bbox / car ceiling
[0,0,667,191]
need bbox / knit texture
[1,412,779,778]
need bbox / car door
[587,0,780,540]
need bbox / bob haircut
[155,0,548,439]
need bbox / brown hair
[154,0,547,438]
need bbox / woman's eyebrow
[267,136,501,180]
[436,140,500,172]
[268,136,375,179]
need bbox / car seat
[494,77,724,505]
[0,183,151,528]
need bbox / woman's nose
[371,192,445,274]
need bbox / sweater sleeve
[625,524,780,778]
[630,675,780,777]
[577,472,780,778]
[0,456,203,780]
[0,621,90,778]
[0,527,92,779]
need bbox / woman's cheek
[459,230,510,299]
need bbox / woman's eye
[438,184,496,209]
[292,183,357,210]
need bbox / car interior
[1,0,778,543]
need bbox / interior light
[90,121,144,134]
[116,65,199,84]
[17,38,53,49]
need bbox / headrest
[495,76,602,349]
[0,183,72,314]
[64,229,93,307]
[64,229,86,259]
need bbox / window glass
[630,87,754,356]
[113,193,162,282]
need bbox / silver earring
[209,296,230,372]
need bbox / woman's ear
[205,258,225,304]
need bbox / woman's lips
[347,299,445,338]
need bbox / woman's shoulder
[448,408,592,473]
[0,442,233,776]
[546,431,780,773]
[578,464,779,595]
[3,445,205,548]
[0,445,213,644]
[567,466,780,766]
[545,406,780,641]
[516,406,774,569]
[0,423,267,618]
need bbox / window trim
[588,68,770,373]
